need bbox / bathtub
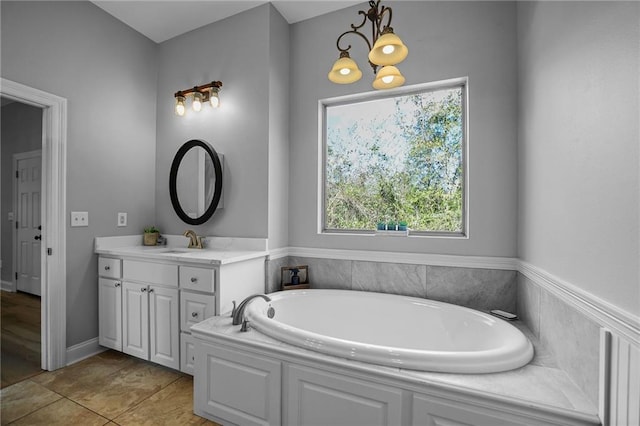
[245,289,534,374]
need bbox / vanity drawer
[180,291,216,332]
[99,257,121,279]
[180,266,216,293]
[123,259,177,287]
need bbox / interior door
[15,151,42,296]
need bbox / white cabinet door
[287,364,403,426]
[149,286,179,369]
[180,332,196,375]
[194,340,281,426]
[122,281,149,360]
[412,393,530,426]
[98,277,122,351]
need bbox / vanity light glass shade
[328,54,363,84]
[209,89,220,108]
[192,92,203,112]
[372,65,405,89]
[175,95,186,116]
[368,31,408,66]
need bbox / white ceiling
[91,1,362,43]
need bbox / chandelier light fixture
[328,0,408,89]
[174,81,222,116]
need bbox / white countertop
[191,314,599,425]
[94,235,268,265]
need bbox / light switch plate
[71,211,88,227]
[117,212,127,227]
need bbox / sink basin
[154,248,193,254]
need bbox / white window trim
[317,77,469,239]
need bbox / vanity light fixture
[174,81,222,116]
[328,0,408,90]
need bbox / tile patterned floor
[0,350,219,425]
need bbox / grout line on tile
[62,396,112,424]
[5,384,65,425]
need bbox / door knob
[34,235,41,240]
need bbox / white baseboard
[66,337,106,366]
[1,280,15,292]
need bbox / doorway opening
[0,78,67,374]
[1,99,44,386]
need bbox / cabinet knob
[104,266,110,271]
[141,287,147,292]
[190,277,197,283]
[192,312,198,318]
[149,288,154,293]
[115,282,121,287]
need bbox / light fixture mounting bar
[174,81,222,98]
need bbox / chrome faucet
[231,294,274,331]
[183,229,203,249]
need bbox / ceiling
[91,1,362,43]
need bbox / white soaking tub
[245,289,533,373]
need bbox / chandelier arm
[335,29,373,54]
[377,5,393,33]
[352,10,369,31]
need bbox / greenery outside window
[320,78,468,236]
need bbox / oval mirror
[169,139,223,225]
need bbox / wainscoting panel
[602,329,640,426]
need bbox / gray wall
[1,101,43,284]
[1,1,158,346]
[267,6,290,250]
[155,4,276,240]
[288,1,519,257]
[517,1,640,316]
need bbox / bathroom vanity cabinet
[95,235,267,375]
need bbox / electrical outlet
[70,211,88,227]
[117,212,127,227]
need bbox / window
[321,79,467,236]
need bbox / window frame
[318,77,469,238]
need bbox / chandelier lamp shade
[174,81,222,116]
[328,0,408,89]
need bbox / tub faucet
[231,294,273,329]
[183,229,203,249]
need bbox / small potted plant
[398,220,408,231]
[143,226,160,246]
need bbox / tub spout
[232,294,272,327]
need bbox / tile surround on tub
[352,261,427,297]
[287,256,352,290]
[426,266,516,312]
[269,257,516,313]
[539,288,600,406]
[516,271,600,407]
[516,272,541,337]
[266,255,289,294]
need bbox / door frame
[12,149,43,295]
[1,78,67,371]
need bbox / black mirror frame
[169,139,223,225]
